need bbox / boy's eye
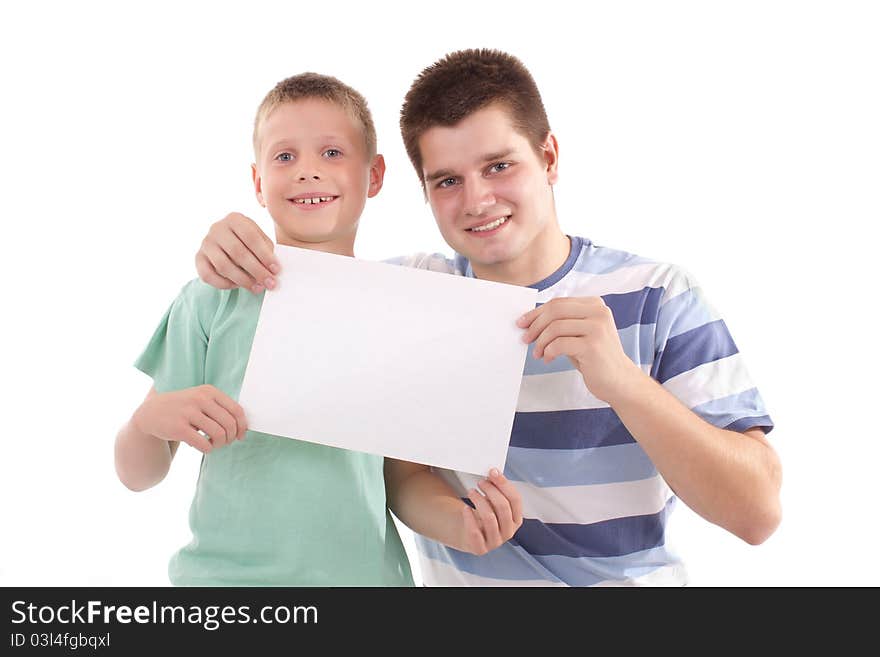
[488,162,510,174]
[323,149,342,158]
[276,152,293,162]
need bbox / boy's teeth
[295,196,334,204]
[470,216,508,232]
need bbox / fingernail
[490,468,500,477]
[252,284,264,294]
[521,333,531,343]
[269,263,281,275]
[264,277,276,290]
[516,316,527,326]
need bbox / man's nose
[463,177,495,216]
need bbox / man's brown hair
[400,49,551,188]
[253,72,377,159]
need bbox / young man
[116,72,522,586]
[194,50,781,586]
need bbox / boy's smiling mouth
[289,193,339,207]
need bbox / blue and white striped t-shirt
[399,236,774,586]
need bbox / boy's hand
[132,385,248,454]
[458,470,523,555]
[517,296,643,404]
[195,212,280,294]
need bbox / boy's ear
[542,133,560,185]
[367,154,386,199]
[252,163,266,206]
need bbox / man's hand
[132,385,248,454]
[196,212,279,293]
[517,296,643,404]
[456,469,524,555]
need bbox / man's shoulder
[381,252,462,275]
[572,238,685,281]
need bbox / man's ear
[252,163,266,206]
[367,154,386,198]
[542,133,560,185]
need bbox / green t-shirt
[135,279,413,586]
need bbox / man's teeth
[469,216,509,232]
[294,196,335,205]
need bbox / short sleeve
[134,279,217,393]
[651,268,774,435]
[382,252,460,274]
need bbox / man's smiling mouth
[467,216,510,232]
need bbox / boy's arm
[115,385,247,492]
[196,213,279,293]
[385,458,523,556]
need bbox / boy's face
[253,99,384,252]
[418,103,559,279]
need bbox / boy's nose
[298,173,321,181]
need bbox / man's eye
[324,149,342,158]
[276,152,293,162]
[489,162,510,174]
[438,178,457,188]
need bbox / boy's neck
[275,235,355,257]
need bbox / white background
[1,1,877,586]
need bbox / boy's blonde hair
[253,72,377,159]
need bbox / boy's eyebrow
[265,135,351,151]
[424,149,516,182]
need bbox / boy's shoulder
[172,278,261,327]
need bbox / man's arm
[195,213,279,293]
[604,368,781,544]
[385,459,523,555]
[518,297,782,545]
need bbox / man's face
[253,99,383,251]
[419,103,559,280]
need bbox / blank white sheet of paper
[238,245,538,475]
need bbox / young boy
[115,73,523,586]
[193,51,782,586]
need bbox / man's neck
[471,227,571,287]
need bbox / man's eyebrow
[425,168,456,183]
[424,149,516,182]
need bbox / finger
[543,336,588,364]
[205,399,239,445]
[220,239,276,292]
[228,217,279,285]
[533,318,590,359]
[459,504,487,555]
[520,299,594,344]
[477,479,516,538]
[488,469,523,526]
[212,393,248,440]
[516,303,543,328]
[200,241,258,290]
[183,427,213,454]
[468,488,502,548]
[195,253,237,290]
[192,413,229,448]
